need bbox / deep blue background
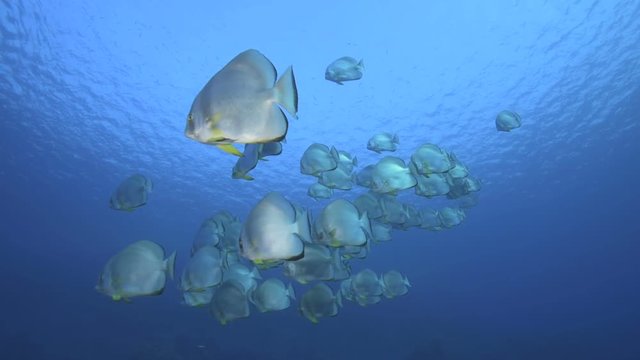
[1,1,639,359]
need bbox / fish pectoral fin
[217,144,243,157]
[207,112,223,126]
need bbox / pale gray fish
[325,56,364,85]
[396,204,422,230]
[308,182,333,200]
[355,294,382,306]
[210,210,237,226]
[370,156,417,194]
[185,49,298,157]
[222,249,242,270]
[367,133,399,153]
[96,240,175,301]
[444,177,482,201]
[464,176,482,192]
[240,192,311,266]
[219,219,243,252]
[222,263,261,294]
[182,287,214,307]
[191,218,222,254]
[439,207,465,228]
[378,195,408,225]
[202,211,241,252]
[337,150,358,173]
[299,283,342,323]
[350,269,383,303]
[447,153,469,179]
[249,278,296,312]
[495,110,522,132]
[410,144,454,175]
[318,166,354,190]
[355,165,375,188]
[300,143,340,176]
[447,176,472,199]
[109,174,153,211]
[339,278,356,302]
[371,221,392,243]
[316,199,371,247]
[457,194,479,209]
[331,248,352,280]
[210,280,250,325]
[340,243,370,260]
[353,192,383,219]
[414,172,451,198]
[381,270,411,298]
[283,243,335,284]
[419,208,443,231]
[180,246,223,292]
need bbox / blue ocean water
[1,0,639,359]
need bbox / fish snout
[324,70,334,80]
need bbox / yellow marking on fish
[205,127,227,144]
[217,144,243,157]
[207,112,223,127]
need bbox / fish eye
[187,114,195,132]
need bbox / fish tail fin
[274,66,298,118]
[393,133,399,144]
[358,58,364,69]
[287,283,296,300]
[165,251,177,281]
[360,211,372,239]
[329,146,340,163]
[295,206,312,243]
[404,276,412,287]
[247,289,256,305]
[408,160,419,176]
[352,156,358,167]
[383,288,393,299]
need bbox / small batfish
[325,56,364,85]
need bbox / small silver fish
[325,56,364,85]
[495,110,522,132]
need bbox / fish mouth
[205,137,233,144]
